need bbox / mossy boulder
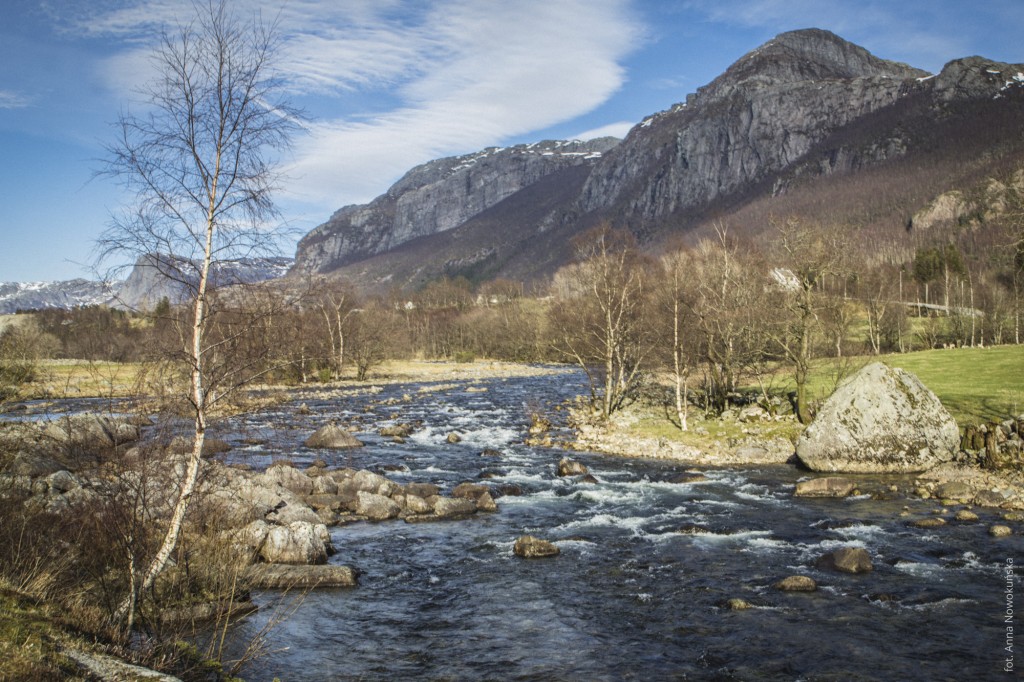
[796,363,959,473]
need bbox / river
[212,369,1020,681]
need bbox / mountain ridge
[293,28,1023,289]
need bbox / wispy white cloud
[282,0,644,210]
[47,0,644,216]
[0,90,32,109]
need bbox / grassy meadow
[779,344,1024,425]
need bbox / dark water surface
[214,370,1021,681]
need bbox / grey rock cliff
[292,138,619,275]
[290,28,1024,287]
[576,29,929,221]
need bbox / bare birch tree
[95,0,299,627]
[551,225,651,419]
[658,248,697,431]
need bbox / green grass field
[774,344,1024,425]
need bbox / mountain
[1,256,294,314]
[294,28,1024,289]
[291,138,620,275]
[0,279,116,314]
[116,254,294,310]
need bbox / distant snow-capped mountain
[0,279,117,314]
[1,255,293,314]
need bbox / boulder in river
[795,363,960,473]
[259,522,331,565]
[794,477,858,498]
[557,458,588,477]
[989,524,1013,537]
[816,547,873,574]
[354,491,402,521]
[305,424,364,449]
[773,575,818,592]
[513,535,560,558]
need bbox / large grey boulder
[261,464,313,496]
[259,522,331,564]
[304,424,364,449]
[796,363,959,473]
[354,491,402,521]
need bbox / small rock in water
[910,517,947,529]
[668,472,707,484]
[794,477,857,498]
[452,482,490,500]
[513,535,560,558]
[447,432,463,444]
[955,510,979,522]
[774,576,818,592]
[480,448,502,457]
[989,525,1013,538]
[725,598,753,610]
[305,424,364,449]
[580,474,600,485]
[475,491,498,513]
[557,457,588,476]
[817,547,873,574]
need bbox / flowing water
[213,370,1021,681]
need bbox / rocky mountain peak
[694,28,928,104]
[293,137,620,275]
[932,56,1024,101]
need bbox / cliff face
[576,29,929,222]
[293,28,1024,288]
[293,138,619,275]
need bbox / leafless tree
[95,0,299,628]
[687,224,760,414]
[657,248,699,431]
[550,224,651,419]
[348,302,406,381]
[767,218,847,425]
[310,277,359,379]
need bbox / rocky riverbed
[2,363,1023,680]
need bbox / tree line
[4,211,1022,428]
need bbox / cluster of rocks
[0,417,507,591]
[958,417,1024,471]
[207,460,500,572]
[0,414,145,515]
[727,547,874,609]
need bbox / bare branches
[96,0,299,627]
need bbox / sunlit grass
[767,344,1024,425]
[33,360,148,400]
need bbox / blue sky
[2,0,1022,282]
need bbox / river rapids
[209,369,1021,681]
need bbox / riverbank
[568,399,1024,511]
[11,358,572,405]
